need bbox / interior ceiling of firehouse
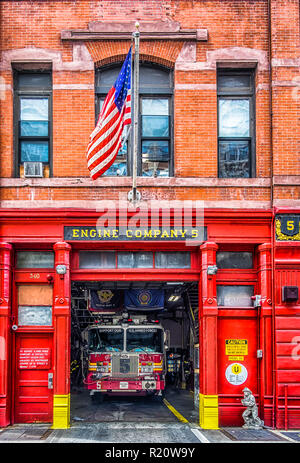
[71,281,198,313]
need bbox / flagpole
[131,21,140,206]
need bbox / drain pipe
[268,0,277,430]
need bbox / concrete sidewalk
[0,422,299,443]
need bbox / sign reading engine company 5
[275,215,300,241]
[64,226,207,241]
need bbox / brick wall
[0,0,299,208]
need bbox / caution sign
[225,363,248,386]
[225,339,248,356]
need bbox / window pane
[218,75,251,90]
[216,252,253,269]
[99,98,128,176]
[142,140,169,162]
[20,98,48,136]
[17,251,54,268]
[21,98,48,120]
[103,160,127,176]
[79,251,116,269]
[155,252,190,268]
[217,285,254,307]
[118,252,153,268]
[142,160,169,177]
[21,141,49,162]
[142,99,169,115]
[219,99,249,137]
[20,121,49,137]
[18,306,52,326]
[219,140,250,178]
[18,73,51,88]
[142,116,169,137]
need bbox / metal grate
[111,354,139,377]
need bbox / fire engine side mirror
[164,330,170,349]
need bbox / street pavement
[0,389,299,444]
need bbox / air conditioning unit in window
[24,162,43,178]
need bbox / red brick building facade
[0,0,299,429]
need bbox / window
[217,285,254,307]
[118,252,153,268]
[155,252,190,269]
[79,251,116,269]
[77,251,191,269]
[95,63,173,177]
[14,69,52,177]
[16,251,54,268]
[216,251,253,269]
[217,70,255,178]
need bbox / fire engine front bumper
[88,378,165,393]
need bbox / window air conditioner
[24,162,43,178]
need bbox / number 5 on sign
[287,220,295,231]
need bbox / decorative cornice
[0,177,271,188]
[61,29,208,42]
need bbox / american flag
[86,48,132,179]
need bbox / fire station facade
[0,0,299,430]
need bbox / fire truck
[83,314,168,402]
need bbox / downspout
[268,0,277,429]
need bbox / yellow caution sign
[225,339,248,356]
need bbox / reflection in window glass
[216,252,253,269]
[126,328,163,353]
[142,99,169,115]
[118,252,153,268]
[219,140,250,178]
[217,285,254,307]
[20,98,49,137]
[141,97,170,177]
[155,252,190,268]
[219,99,250,137]
[21,141,49,162]
[88,328,124,352]
[142,116,169,137]
[18,306,52,326]
[79,251,116,269]
[17,251,54,268]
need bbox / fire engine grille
[111,355,139,377]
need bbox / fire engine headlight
[141,366,153,373]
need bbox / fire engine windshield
[126,328,163,353]
[88,328,124,352]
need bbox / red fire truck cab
[83,314,168,401]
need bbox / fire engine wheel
[91,393,104,404]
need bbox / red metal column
[0,242,13,427]
[52,241,71,428]
[199,242,219,428]
[257,243,273,426]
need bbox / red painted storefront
[1,207,299,429]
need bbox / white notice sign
[225,363,248,386]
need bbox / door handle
[48,372,53,389]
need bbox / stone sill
[273,176,300,185]
[0,177,271,188]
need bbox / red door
[14,333,53,423]
[218,317,258,426]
